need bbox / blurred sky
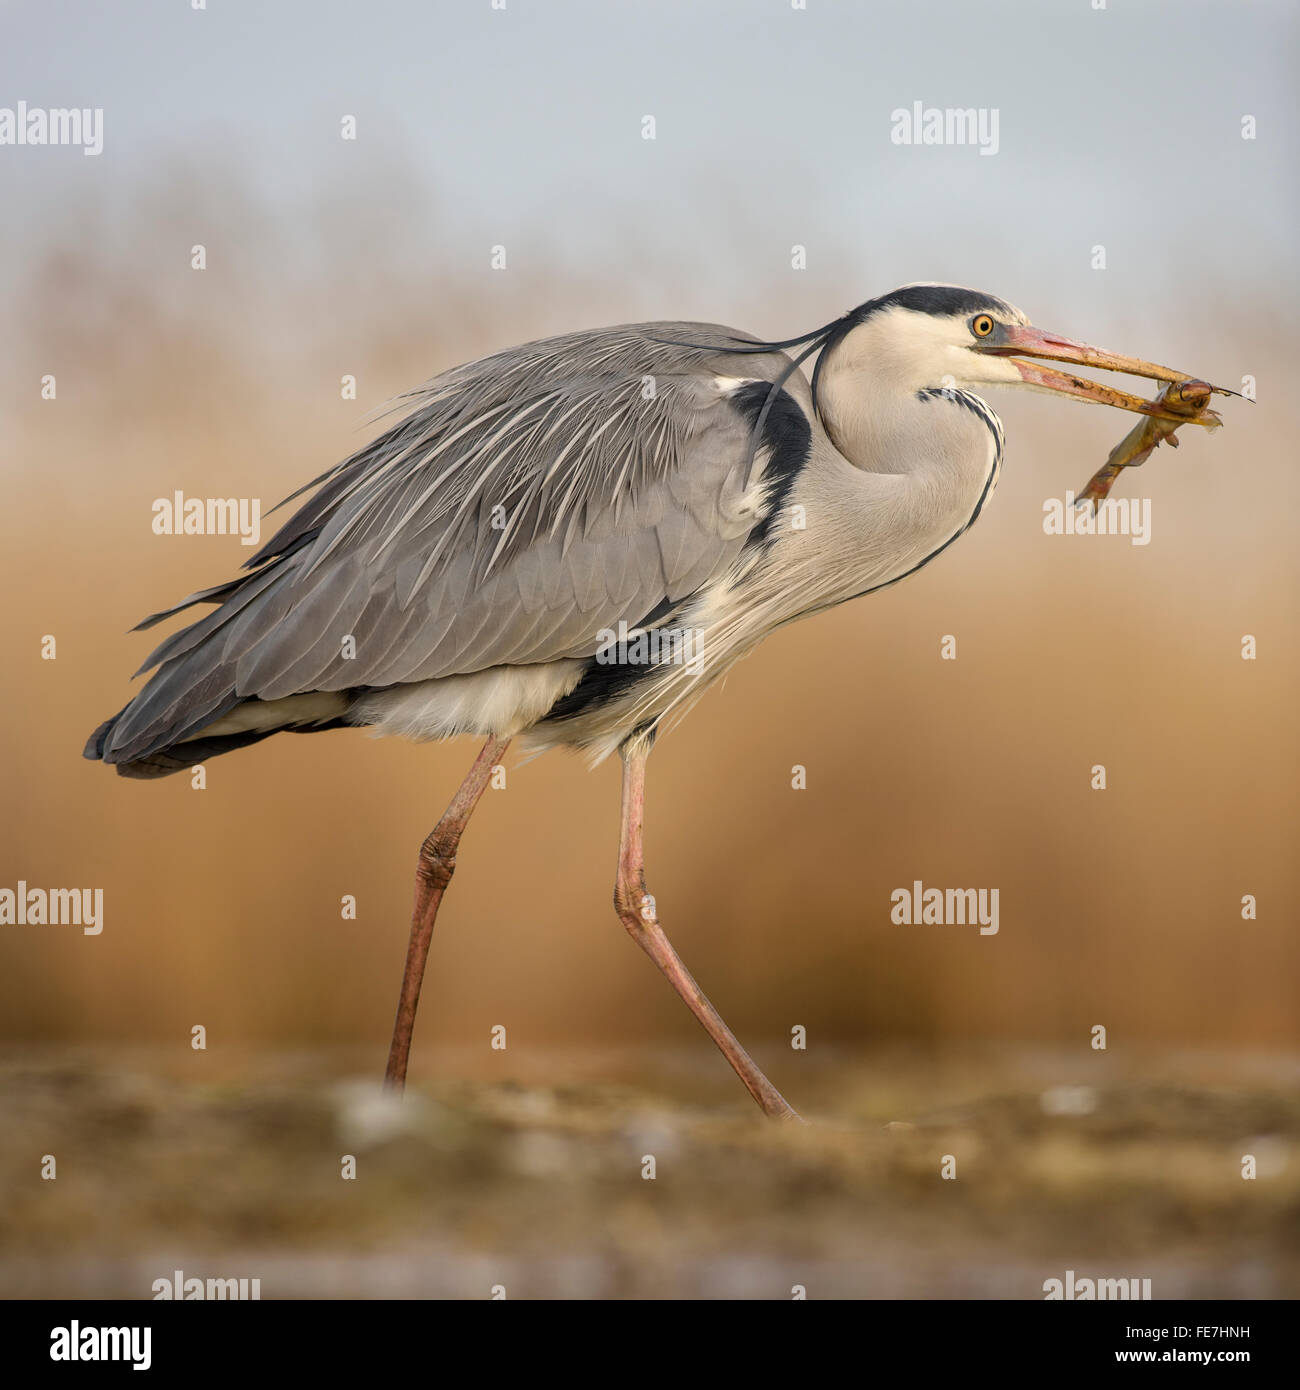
[4,0,1298,333]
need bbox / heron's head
[823,283,1195,414]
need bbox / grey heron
[85,283,1213,1120]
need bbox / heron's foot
[613,876,800,1122]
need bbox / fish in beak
[977,323,1229,427]
[1075,379,1219,507]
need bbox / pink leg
[384,734,511,1090]
[614,740,799,1120]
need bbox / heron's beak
[979,324,1221,426]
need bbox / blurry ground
[1,1044,1296,1299]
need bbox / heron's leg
[384,734,511,1090]
[614,739,799,1120]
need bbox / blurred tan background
[0,0,1296,1299]
[2,165,1295,1059]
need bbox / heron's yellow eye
[971,314,995,338]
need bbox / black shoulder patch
[729,380,813,549]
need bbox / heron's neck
[788,364,1005,601]
[820,355,992,466]
[659,372,1005,704]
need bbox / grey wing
[93,322,803,763]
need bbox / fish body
[1077,379,1221,507]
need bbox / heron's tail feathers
[84,691,353,779]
